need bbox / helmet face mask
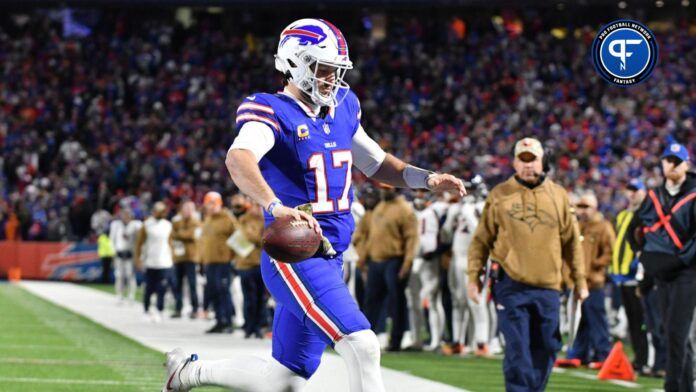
[306,59,351,106]
[275,19,352,107]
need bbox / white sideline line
[0,376,160,386]
[0,344,81,350]
[553,368,641,388]
[0,356,159,367]
[21,281,468,392]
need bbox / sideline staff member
[468,137,588,392]
[629,143,696,392]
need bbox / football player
[442,177,490,356]
[162,18,465,392]
[406,190,445,351]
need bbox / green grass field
[0,283,664,391]
[0,284,223,392]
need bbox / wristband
[265,198,283,216]
[403,165,435,190]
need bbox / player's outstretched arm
[225,149,320,232]
[352,127,466,195]
[370,154,467,196]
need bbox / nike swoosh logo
[247,96,256,101]
[166,372,176,391]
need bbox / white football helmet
[275,18,353,107]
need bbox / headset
[510,144,554,178]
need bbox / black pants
[440,265,453,344]
[174,261,199,313]
[238,266,266,336]
[657,273,696,392]
[642,287,666,372]
[101,256,113,283]
[206,263,234,325]
[354,264,365,311]
[620,285,648,368]
[144,268,173,312]
[364,258,408,350]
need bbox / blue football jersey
[234,89,361,253]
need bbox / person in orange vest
[628,143,696,391]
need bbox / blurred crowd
[0,10,694,242]
[0,9,692,390]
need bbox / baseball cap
[627,179,645,191]
[661,143,690,162]
[203,191,223,207]
[152,201,167,213]
[514,137,544,158]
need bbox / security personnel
[565,191,615,366]
[468,137,587,392]
[628,143,696,392]
[361,184,419,352]
[198,191,237,333]
[609,179,651,373]
[97,229,116,284]
[229,194,266,339]
[171,201,201,319]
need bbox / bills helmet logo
[281,25,327,47]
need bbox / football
[262,217,322,263]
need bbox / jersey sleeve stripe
[236,108,277,123]
[235,113,280,132]
[237,102,274,115]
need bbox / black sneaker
[206,323,224,334]
[171,311,182,319]
[220,324,234,334]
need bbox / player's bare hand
[467,282,481,304]
[272,205,322,234]
[398,263,411,281]
[575,287,589,301]
[427,173,467,196]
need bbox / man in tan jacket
[468,137,587,391]
[199,191,237,334]
[360,185,419,352]
[565,191,615,366]
[229,194,266,339]
[171,201,201,319]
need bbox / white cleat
[152,312,163,324]
[162,348,197,392]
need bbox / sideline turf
[381,351,664,391]
[0,284,223,392]
[1,283,665,391]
